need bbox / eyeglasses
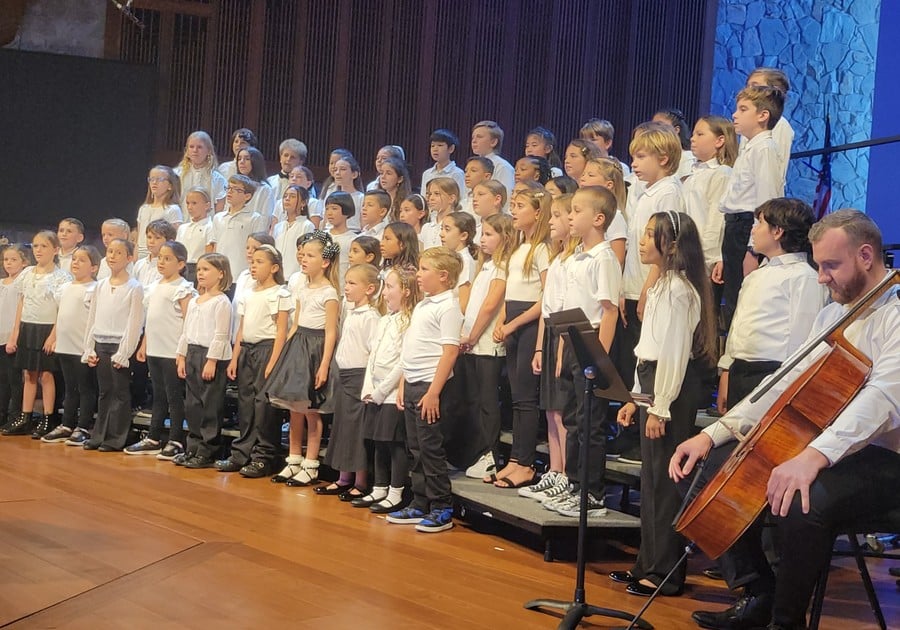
[147,177,168,183]
[226,186,250,193]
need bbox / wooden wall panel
[107,0,717,182]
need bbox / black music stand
[524,309,652,630]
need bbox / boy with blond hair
[471,120,514,196]
[388,246,463,533]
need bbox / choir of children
[1,67,806,549]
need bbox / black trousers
[721,212,754,331]
[560,343,608,495]
[505,301,540,467]
[403,379,452,513]
[57,352,97,430]
[728,359,780,408]
[465,353,503,460]
[0,348,23,421]
[90,342,133,450]
[184,344,227,460]
[146,355,186,443]
[694,443,900,627]
[631,359,701,590]
[230,339,276,465]
[612,299,641,391]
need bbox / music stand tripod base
[524,312,652,630]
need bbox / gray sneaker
[518,471,559,499]
[557,492,608,518]
[124,437,162,455]
[543,486,578,512]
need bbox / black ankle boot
[31,414,56,440]
[2,412,34,436]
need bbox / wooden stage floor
[0,436,896,629]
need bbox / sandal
[493,474,538,489]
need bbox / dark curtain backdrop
[108,0,717,183]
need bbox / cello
[675,269,899,560]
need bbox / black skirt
[539,320,571,411]
[15,322,59,372]
[263,327,335,413]
[324,367,367,471]
[364,401,405,443]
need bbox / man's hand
[669,433,713,482]
[767,447,829,516]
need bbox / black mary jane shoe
[369,498,407,514]
[608,570,637,584]
[339,487,367,502]
[350,494,381,508]
[314,482,353,496]
[625,580,683,598]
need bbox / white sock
[301,458,319,469]
[386,486,404,504]
[285,454,303,465]
[370,485,388,501]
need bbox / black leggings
[146,355,186,443]
[504,300,540,467]
[373,441,409,488]
[0,348,23,421]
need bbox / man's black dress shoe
[691,593,773,630]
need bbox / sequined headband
[666,211,681,238]
[300,230,340,261]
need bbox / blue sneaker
[385,506,426,524]
[415,508,454,533]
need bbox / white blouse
[0,279,21,345]
[273,217,315,278]
[237,284,293,344]
[177,293,233,361]
[361,312,404,406]
[505,242,549,302]
[294,278,340,330]
[54,281,96,356]
[14,266,71,324]
[462,260,506,357]
[83,277,144,367]
[633,272,700,420]
[335,303,379,370]
[540,256,568,319]
[176,217,212,264]
[143,277,196,358]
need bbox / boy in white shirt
[387,247,463,533]
[266,138,308,201]
[209,175,267,281]
[471,120,514,196]
[57,218,85,274]
[97,218,134,280]
[133,220,175,289]
[421,129,467,202]
[461,156,495,217]
[546,187,622,518]
[717,85,785,330]
[358,190,391,240]
[717,198,827,414]
[742,67,794,184]
[176,186,213,285]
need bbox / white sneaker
[518,471,559,499]
[465,452,496,479]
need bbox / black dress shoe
[691,593,773,630]
[626,580,683,597]
[83,441,100,450]
[339,487,367,502]
[369,498,406,514]
[350,494,382,508]
[314,482,353,495]
[703,566,725,580]
[609,570,637,584]
[2,412,33,436]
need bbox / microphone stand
[524,323,652,629]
